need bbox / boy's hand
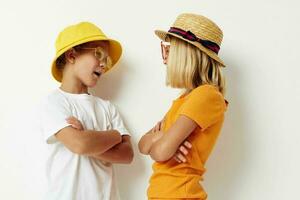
[172,141,192,163]
[66,116,84,131]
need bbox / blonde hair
[166,36,226,95]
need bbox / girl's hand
[66,116,84,131]
[173,141,192,163]
[152,119,165,133]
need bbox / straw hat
[155,13,225,67]
[51,22,122,82]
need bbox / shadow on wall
[204,53,249,199]
[90,59,147,199]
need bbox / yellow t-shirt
[147,84,228,199]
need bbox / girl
[138,13,228,200]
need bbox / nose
[99,60,106,68]
[98,63,106,73]
[99,63,105,68]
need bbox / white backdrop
[0,0,299,199]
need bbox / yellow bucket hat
[51,21,122,82]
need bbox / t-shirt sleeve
[108,102,130,136]
[179,85,226,131]
[40,95,72,144]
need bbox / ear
[161,42,170,65]
[65,49,76,64]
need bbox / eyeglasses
[161,41,170,63]
[80,46,112,70]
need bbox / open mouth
[94,72,101,77]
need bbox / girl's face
[73,41,110,87]
[161,41,170,65]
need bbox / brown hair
[55,44,85,70]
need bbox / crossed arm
[55,117,134,164]
[90,135,133,163]
[138,115,197,162]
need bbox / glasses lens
[95,47,106,61]
[161,42,170,59]
[93,47,112,70]
[105,57,113,70]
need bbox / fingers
[178,141,192,156]
[159,121,164,131]
[174,152,187,163]
[153,119,165,133]
[66,116,78,124]
[179,145,189,155]
[153,121,162,133]
[174,156,182,163]
[153,124,159,133]
[68,121,81,129]
[173,141,192,163]
[183,141,192,149]
[66,117,83,130]
[66,117,77,126]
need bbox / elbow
[122,148,134,164]
[128,147,134,163]
[138,134,152,155]
[122,144,135,164]
[138,141,143,154]
[150,151,169,162]
[149,143,172,162]
[119,136,134,164]
[139,149,148,155]
[115,146,134,164]
[138,141,149,155]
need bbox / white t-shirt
[40,88,130,200]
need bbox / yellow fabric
[147,85,228,199]
[51,21,122,82]
[150,199,202,200]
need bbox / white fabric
[40,88,130,200]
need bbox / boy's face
[73,41,110,87]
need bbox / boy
[40,22,133,200]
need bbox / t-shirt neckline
[58,88,92,99]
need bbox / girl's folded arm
[138,129,156,155]
[149,115,198,162]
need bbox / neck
[60,71,88,94]
[60,83,88,94]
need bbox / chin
[84,79,98,88]
[88,82,97,88]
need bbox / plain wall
[0,0,299,199]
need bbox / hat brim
[155,30,225,67]
[51,35,122,82]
